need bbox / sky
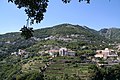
[0,0,120,34]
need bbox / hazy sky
[0,0,120,34]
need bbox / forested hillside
[0,23,112,56]
[0,23,120,80]
[99,28,120,42]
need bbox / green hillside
[0,23,119,80]
[34,23,99,38]
[0,23,113,56]
[26,24,111,54]
[99,28,120,41]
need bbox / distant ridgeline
[99,28,120,41]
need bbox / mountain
[0,23,113,56]
[0,23,118,80]
[99,28,120,41]
[34,24,98,37]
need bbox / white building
[59,48,75,56]
[11,52,17,56]
[18,49,26,55]
[95,48,118,59]
[59,48,67,56]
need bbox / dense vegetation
[0,23,120,80]
[89,64,120,80]
[0,23,116,58]
[1,55,120,80]
[99,28,120,42]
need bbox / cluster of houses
[94,48,120,66]
[44,36,72,42]
[38,47,76,57]
[44,34,84,42]
[48,47,76,57]
[11,46,120,67]
[11,49,29,58]
[94,48,118,59]
[11,47,76,58]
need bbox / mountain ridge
[0,23,119,56]
[99,28,120,41]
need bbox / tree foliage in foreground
[89,64,120,80]
[20,25,34,39]
[8,0,49,25]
